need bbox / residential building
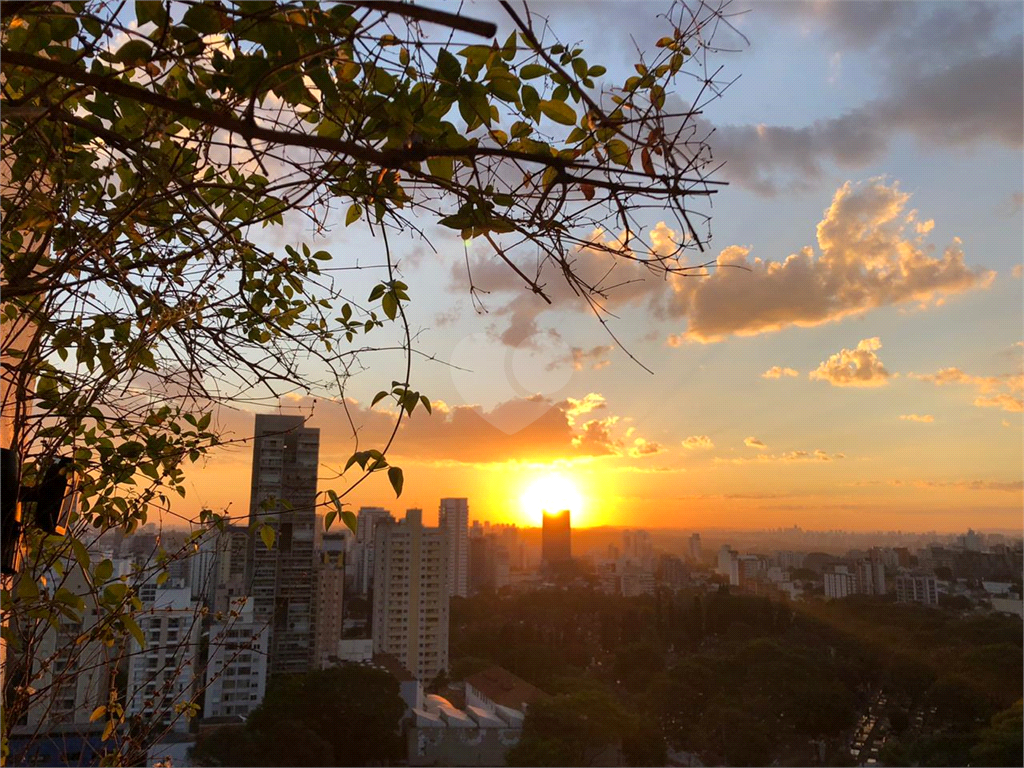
[717,545,736,577]
[895,573,939,605]
[203,599,269,719]
[688,533,702,563]
[246,414,319,675]
[541,510,571,567]
[125,587,201,733]
[14,565,109,730]
[371,509,449,682]
[355,506,394,596]
[824,566,856,600]
[440,498,469,598]
[314,553,345,669]
[856,558,887,596]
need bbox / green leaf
[436,49,462,83]
[345,204,361,227]
[420,395,432,414]
[371,390,389,407]
[15,576,38,601]
[341,509,358,534]
[116,39,152,65]
[136,2,168,27]
[94,559,114,584]
[387,466,404,498]
[122,614,145,648]
[381,292,398,320]
[182,4,223,34]
[540,99,577,126]
[520,64,549,80]
[259,524,275,551]
[606,139,631,165]
[427,155,454,182]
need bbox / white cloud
[809,337,891,388]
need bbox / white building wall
[439,499,469,598]
[203,599,269,719]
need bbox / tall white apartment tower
[371,509,449,681]
[439,498,469,598]
[355,506,394,596]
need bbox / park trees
[0,0,733,761]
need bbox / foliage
[0,0,733,759]
[190,665,405,767]
[506,690,625,767]
[969,700,1024,768]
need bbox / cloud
[762,366,799,379]
[1012,263,1023,279]
[453,224,683,347]
[564,392,607,426]
[974,394,1024,413]
[547,345,615,371]
[809,337,891,388]
[627,438,664,458]
[698,33,1022,195]
[744,436,767,450]
[682,435,714,450]
[899,414,934,423]
[910,367,1023,412]
[571,416,621,453]
[719,449,845,465]
[850,478,1023,493]
[660,179,994,342]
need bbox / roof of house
[464,666,550,711]
[373,653,417,682]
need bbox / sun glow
[520,474,584,526]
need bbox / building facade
[895,573,939,605]
[314,553,345,669]
[439,498,469,598]
[247,414,320,675]
[371,509,450,681]
[541,510,571,567]
[125,588,201,733]
[203,599,269,719]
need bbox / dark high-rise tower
[541,509,571,567]
[247,414,319,674]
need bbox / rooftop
[465,666,550,711]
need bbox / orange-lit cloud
[744,436,767,449]
[660,180,994,342]
[627,438,664,457]
[719,449,845,464]
[910,367,1023,412]
[762,366,799,379]
[809,337,891,387]
[564,393,607,425]
[899,414,934,423]
[548,345,615,371]
[682,435,714,450]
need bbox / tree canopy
[0,0,734,760]
[190,664,406,766]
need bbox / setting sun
[520,474,584,526]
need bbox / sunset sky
[178,1,1023,533]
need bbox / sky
[175,1,1023,533]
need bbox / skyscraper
[371,509,449,681]
[247,414,319,675]
[354,506,394,596]
[541,509,571,567]
[688,533,702,563]
[439,498,469,598]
